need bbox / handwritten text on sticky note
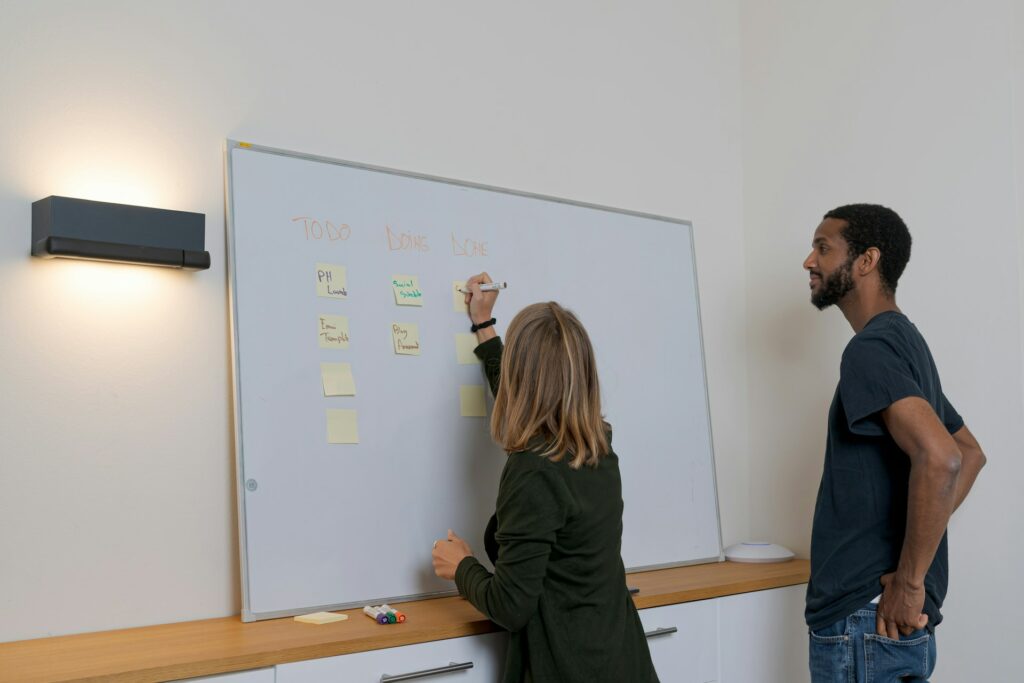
[392,275,423,306]
[318,315,350,349]
[453,281,468,313]
[316,263,348,299]
[392,323,421,355]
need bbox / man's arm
[950,425,986,512]
[877,396,963,638]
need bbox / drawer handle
[645,626,678,639]
[380,660,474,682]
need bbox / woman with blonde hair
[432,272,659,683]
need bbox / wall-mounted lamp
[31,196,210,270]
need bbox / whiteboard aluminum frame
[224,139,724,621]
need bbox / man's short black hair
[824,203,912,294]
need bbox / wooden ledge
[0,559,808,683]
[629,557,809,609]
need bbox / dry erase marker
[372,605,396,624]
[363,606,389,624]
[458,281,507,293]
[380,604,406,623]
[381,603,407,623]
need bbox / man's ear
[858,247,882,276]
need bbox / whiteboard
[226,141,722,621]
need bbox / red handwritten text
[293,217,351,242]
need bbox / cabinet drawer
[639,600,719,683]
[719,585,808,683]
[276,632,508,682]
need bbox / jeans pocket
[809,629,852,683]
[864,631,931,682]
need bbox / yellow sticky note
[453,281,468,313]
[460,385,487,417]
[294,611,349,625]
[327,409,359,444]
[391,322,421,355]
[321,362,356,396]
[315,263,348,299]
[392,275,424,306]
[455,333,480,365]
[318,315,350,349]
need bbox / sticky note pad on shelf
[392,275,423,306]
[453,281,468,313]
[321,362,356,396]
[315,263,348,299]
[460,385,487,417]
[327,409,360,444]
[391,322,421,355]
[455,333,480,365]
[294,611,349,625]
[318,314,350,349]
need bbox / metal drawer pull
[380,660,474,682]
[645,626,679,639]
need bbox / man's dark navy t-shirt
[805,311,963,632]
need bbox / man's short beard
[811,258,856,310]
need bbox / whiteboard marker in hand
[458,281,507,294]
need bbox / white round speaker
[724,541,795,563]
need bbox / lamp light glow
[31,196,210,270]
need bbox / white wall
[3,4,1019,679]
[740,1,1024,681]
[0,1,748,640]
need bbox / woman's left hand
[432,529,473,580]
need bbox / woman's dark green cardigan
[454,337,659,683]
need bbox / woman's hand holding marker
[465,272,499,343]
[432,529,473,581]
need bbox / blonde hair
[491,302,609,469]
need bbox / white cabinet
[639,600,719,683]
[276,632,508,683]
[177,668,275,682]
[271,585,808,682]
[718,584,809,683]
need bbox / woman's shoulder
[505,448,554,472]
[503,449,577,484]
[506,443,620,474]
[498,451,575,511]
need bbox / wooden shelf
[0,559,809,683]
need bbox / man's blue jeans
[809,603,936,683]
